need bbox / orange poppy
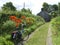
[15,19,22,23]
[10,16,17,21]
[21,16,26,19]
[10,16,16,20]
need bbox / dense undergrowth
[0,11,45,45]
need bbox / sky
[0,0,60,15]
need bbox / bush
[51,16,60,30]
[2,20,16,33]
[0,37,6,45]
[0,14,9,22]
[0,36,14,45]
[51,16,60,35]
[5,41,14,45]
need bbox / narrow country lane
[24,23,49,45]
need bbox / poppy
[15,19,22,23]
[21,16,26,19]
[10,16,16,19]
[10,16,17,21]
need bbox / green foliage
[51,16,60,36]
[5,41,14,45]
[0,14,2,19]
[0,10,45,44]
[0,14,2,23]
[2,2,16,11]
[0,36,14,45]
[43,2,49,11]
[21,8,32,14]
[0,37,6,45]
[52,4,58,11]
[51,11,58,18]
[2,20,16,33]
[0,2,45,44]
[41,2,58,19]
[42,2,58,12]
[0,14,9,22]
[0,9,44,34]
[51,16,60,45]
[51,16,60,30]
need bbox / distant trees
[37,2,59,21]
[1,2,32,15]
[43,2,49,11]
[42,2,58,12]
[52,4,58,11]
[2,2,16,11]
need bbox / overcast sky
[0,0,60,15]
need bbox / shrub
[0,37,14,45]
[2,20,16,33]
[51,16,60,30]
[51,16,60,35]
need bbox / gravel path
[46,24,53,45]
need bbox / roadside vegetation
[51,16,60,45]
[0,2,45,45]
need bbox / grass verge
[51,26,60,45]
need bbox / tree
[21,8,27,12]
[2,2,16,11]
[27,8,32,14]
[52,4,58,11]
[42,2,49,11]
[51,11,57,18]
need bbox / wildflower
[10,16,17,21]
[15,19,22,23]
[21,16,26,19]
